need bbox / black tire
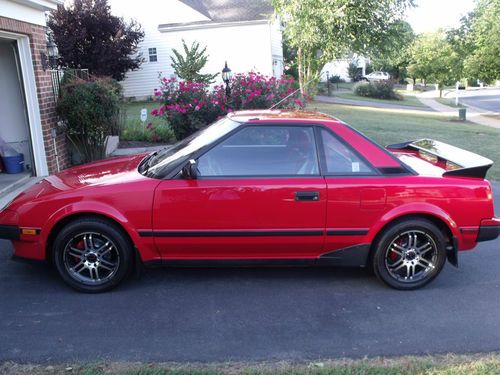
[372,219,447,290]
[52,217,134,293]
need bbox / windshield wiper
[139,151,158,174]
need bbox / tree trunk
[297,47,304,96]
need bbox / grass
[3,353,500,374]
[435,98,466,108]
[121,101,175,143]
[334,91,427,108]
[309,101,500,181]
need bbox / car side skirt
[143,244,371,268]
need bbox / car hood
[45,154,148,189]
[7,154,149,210]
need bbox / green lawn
[435,97,466,108]
[334,91,427,108]
[3,353,500,374]
[309,101,500,181]
[121,101,174,142]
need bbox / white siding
[108,0,210,99]
[0,0,55,25]
[320,55,369,82]
[109,0,283,99]
[122,22,274,99]
[269,15,283,77]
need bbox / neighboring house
[320,54,369,82]
[109,0,283,99]
[0,0,69,178]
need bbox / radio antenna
[269,71,326,110]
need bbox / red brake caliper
[74,240,85,261]
[389,239,401,261]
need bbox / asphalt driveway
[0,184,499,364]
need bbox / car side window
[320,129,375,175]
[197,126,319,177]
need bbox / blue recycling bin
[2,153,24,174]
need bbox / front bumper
[477,218,500,242]
[0,225,20,241]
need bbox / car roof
[227,109,341,124]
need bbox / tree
[48,0,144,81]
[370,21,416,82]
[463,0,500,83]
[407,32,461,97]
[170,40,218,84]
[446,11,475,80]
[272,0,414,96]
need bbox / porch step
[0,173,31,196]
[0,176,42,211]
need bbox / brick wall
[0,15,70,175]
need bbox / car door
[317,128,386,259]
[152,124,327,260]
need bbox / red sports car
[0,110,498,292]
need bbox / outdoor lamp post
[46,37,59,69]
[222,61,232,98]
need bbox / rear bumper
[0,225,20,241]
[477,218,500,242]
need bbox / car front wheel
[53,217,134,293]
[372,219,447,290]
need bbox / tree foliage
[272,0,414,95]
[370,21,416,82]
[170,40,218,85]
[57,78,122,163]
[48,0,144,81]
[407,32,461,96]
[463,0,500,82]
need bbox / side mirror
[182,159,198,180]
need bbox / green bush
[120,119,175,143]
[57,77,122,163]
[353,81,402,100]
[328,75,345,83]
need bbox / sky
[405,0,476,34]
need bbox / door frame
[0,30,49,176]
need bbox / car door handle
[295,191,320,201]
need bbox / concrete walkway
[418,97,500,129]
[316,95,433,112]
[110,144,168,156]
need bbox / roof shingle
[168,0,273,27]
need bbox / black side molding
[317,244,370,267]
[477,226,500,242]
[142,245,372,269]
[0,225,20,241]
[11,255,46,265]
[139,230,324,237]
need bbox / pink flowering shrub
[152,73,304,139]
[153,77,227,139]
[228,72,304,110]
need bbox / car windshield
[141,117,240,179]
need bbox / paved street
[0,184,499,364]
[460,89,500,113]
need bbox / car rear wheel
[372,219,446,290]
[53,218,133,293]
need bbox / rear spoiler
[387,139,493,178]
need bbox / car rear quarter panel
[348,176,494,251]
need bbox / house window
[148,48,157,62]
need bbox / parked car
[363,71,390,81]
[0,110,498,292]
